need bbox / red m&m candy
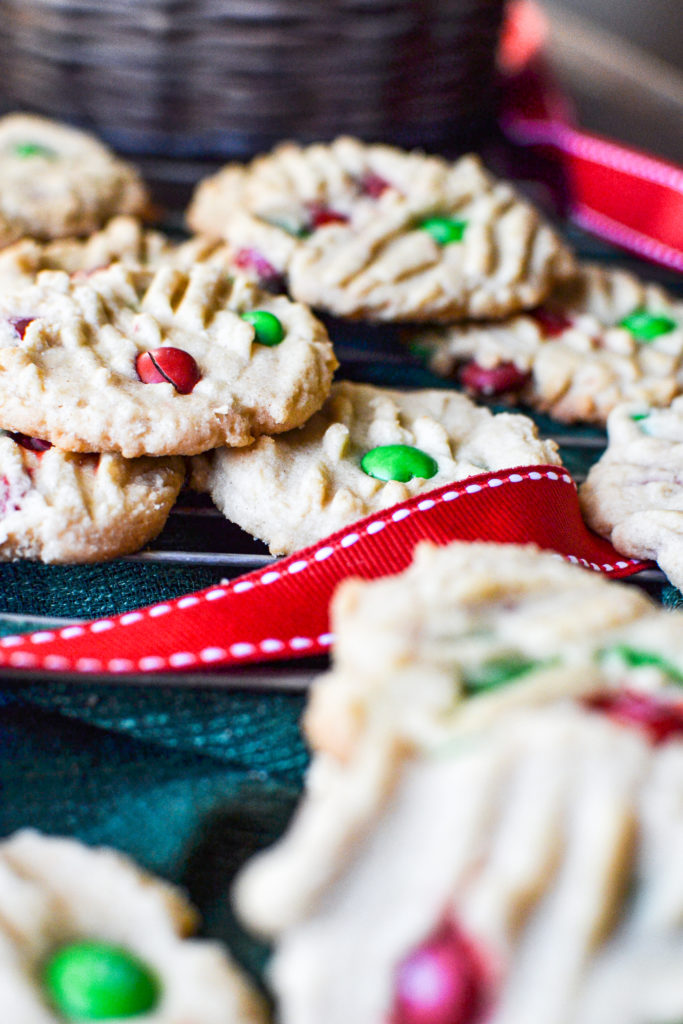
[585,691,683,745]
[531,308,572,337]
[459,360,530,397]
[8,316,36,340]
[136,348,200,394]
[7,432,52,453]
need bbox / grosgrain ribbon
[499,0,683,270]
[0,467,647,674]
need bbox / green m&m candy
[13,141,57,159]
[619,309,677,342]
[240,310,284,347]
[361,444,438,483]
[462,654,544,694]
[44,941,161,1020]
[418,216,467,245]
[601,644,683,684]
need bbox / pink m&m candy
[233,248,285,292]
[390,920,491,1024]
[359,172,391,198]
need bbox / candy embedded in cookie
[240,310,284,346]
[44,941,160,1019]
[360,445,438,483]
[0,114,149,247]
[411,264,683,425]
[0,830,266,1023]
[580,396,683,592]
[136,348,201,393]
[0,263,337,457]
[619,310,677,342]
[390,920,492,1024]
[584,689,683,745]
[187,136,575,322]
[201,381,561,555]
[0,430,185,563]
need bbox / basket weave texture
[0,0,505,158]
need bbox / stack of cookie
[234,541,683,1023]
[184,135,577,554]
[0,114,338,562]
[184,135,683,575]
[0,119,570,564]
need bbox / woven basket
[0,0,505,159]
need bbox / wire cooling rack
[0,210,681,687]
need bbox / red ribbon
[499,0,683,270]
[0,467,646,674]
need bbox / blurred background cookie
[0,114,150,248]
[412,264,683,424]
[581,398,683,589]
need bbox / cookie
[0,830,266,1023]
[0,216,173,289]
[580,398,683,590]
[0,218,235,291]
[0,114,150,247]
[236,703,683,1024]
[202,381,562,555]
[412,264,683,424]
[304,541,683,760]
[187,136,575,322]
[0,430,184,563]
[0,262,337,457]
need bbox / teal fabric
[1,224,681,998]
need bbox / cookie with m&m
[0,263,337,457]
[580,397,683,590]
[236,701,683,1024]
[304,539,683,760]
[186,136,575,322]
[0,430,184,563]
[0,830,266,1023]
[200,381,561,554]
[412,264,683,424]
[0,113,150,248]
